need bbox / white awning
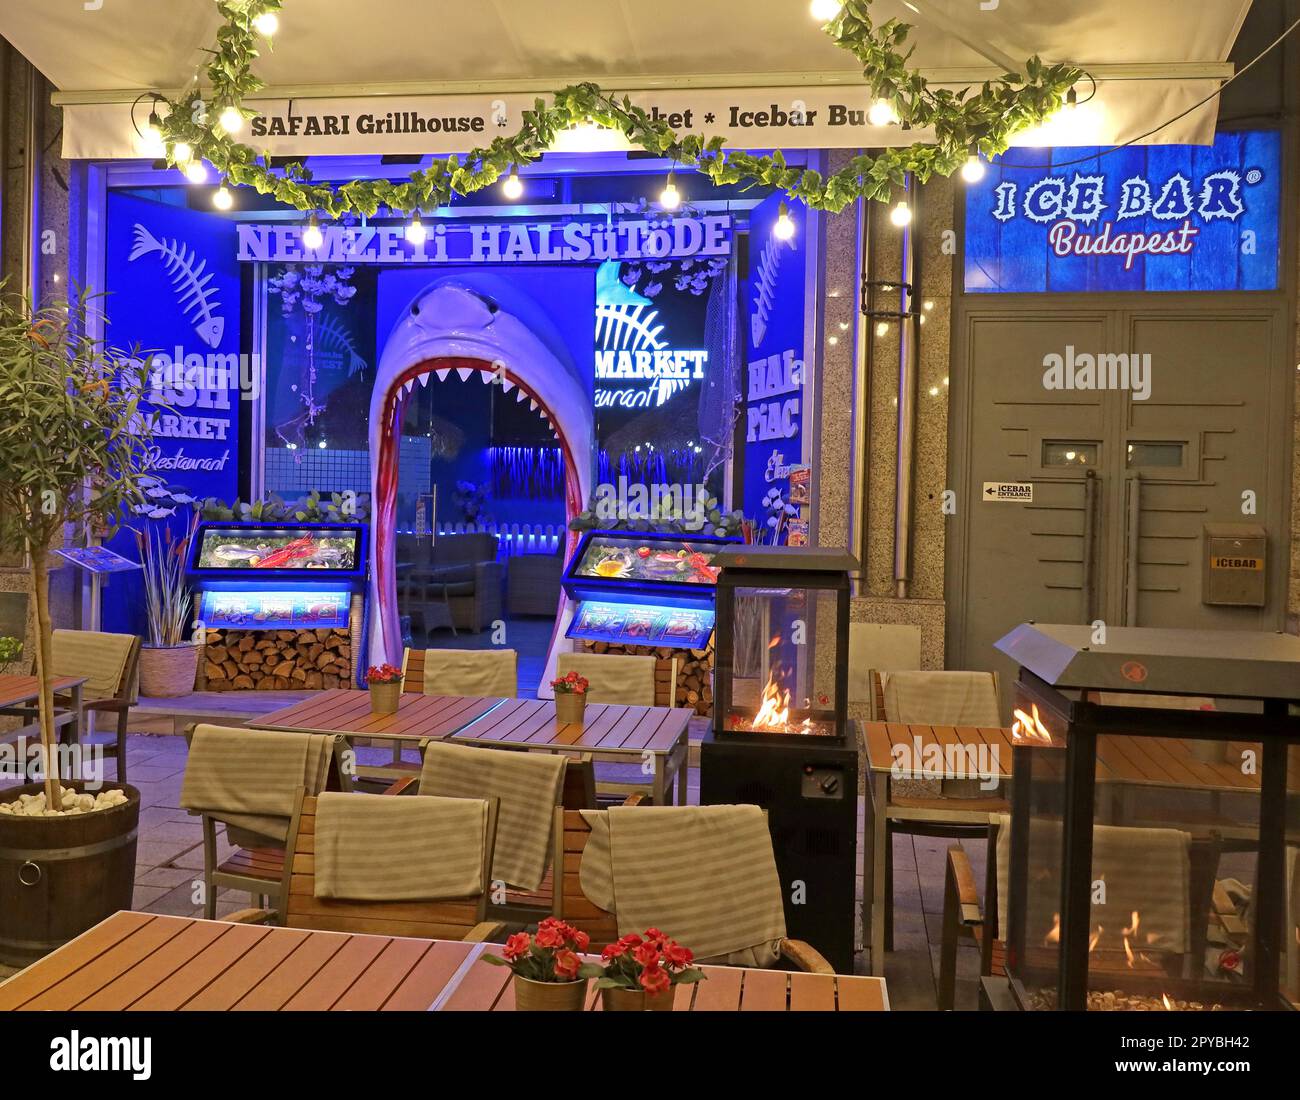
[0,0,1253,159]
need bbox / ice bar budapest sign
[964,131,1281,293]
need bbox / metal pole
[1081,469,1098,621]
[893,175,919,599]
[849,195,871,597]
[21,62,43,308]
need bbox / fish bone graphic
[129,223,225,348]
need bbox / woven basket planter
[139,642,199,698]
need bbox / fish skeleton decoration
[315,311,369,376]
[128,224,225,348]
[749,233,791,350]
[594,301,694,407]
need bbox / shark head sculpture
[367,279,592,694]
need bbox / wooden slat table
[447,697,694,806]
[0,673,87,752]
[254,689,505,781]
[0,912,889,1012]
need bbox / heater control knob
[820,774,839,795]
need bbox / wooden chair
[401,646,518,697]
[938,819,1222,1010]
[868,668,1008,952]
[43,631,142,783]
[550,807,834,974]
[227,788,504,943]
[184,725,354,920]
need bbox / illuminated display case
[187,522,367,631]
[561,529,735,651]
[992,623,1300,1012]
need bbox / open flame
[1044,913,1061,946]
[752,673,792,732]
[1011,702,1054,744]
[1161,993,1175,1011]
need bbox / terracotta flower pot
[369,680,403,715]
[138,642,199,698]
[555,693,586,725]
[601,986,675,1012]
[512,974,588,1011]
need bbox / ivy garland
[158,0,1085,218]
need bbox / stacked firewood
[581,639,714,716]
[201,628,353,691]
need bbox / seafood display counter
[186,523,368,690]
[561,529,735,651]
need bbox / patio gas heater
[700,546,860,973]
[990,623,1300,1011]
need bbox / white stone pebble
[0,788,129,817]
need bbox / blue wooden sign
[964,130,1281,293]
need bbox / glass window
[1042,442,1098,467]
[1126,442,1185,468]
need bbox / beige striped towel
[181,724,331,846]
[579,805,786,967]
[883,670,1001,726]
[313,791,488,901]
[995,814,1191,954]
[558,652,656,706]
[419,741,564,891]
[414,647,517,698]
[52,629,136,701]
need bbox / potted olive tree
[0,292,157,965]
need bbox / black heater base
[698,728,860,974]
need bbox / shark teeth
[500,378,515,393]
[402,378,416,394]
[435,368,450,381]
[478,371,494,384]
[456,367,474,381]
[529,398,538,411]
[515,388,528,403]
[417,372,430,387]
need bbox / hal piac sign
[964,130,1281,293]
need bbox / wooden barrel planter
[0,780,139,968]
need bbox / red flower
[601,942,627,961]
[553,949,581,980]
[644,927,667,944]
[619,933,644,948]
[535,924,564,949]
[639,963,671,997]
[572,929,590,952]
[632,942,661,968]
[663,942,694,970]
[502,932,531,961]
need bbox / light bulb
[961,155,985,183]
[218,106,244,134]
[501,168,523,200]
[889,200,912,227]
[253,12,279,35]
[139,110,165,156]
[184,160,209,184]
[773,203,795,240]
[809,0,842,20]
[875,321,889,337]
[405,214,427,244]
[303,216,324,251]
[660,173,681,210]
[171,141,193,165]
[868,99,898,127]
[212,185,233,211]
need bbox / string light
[809,0,842,20]
[875,321,890,337]
[659,170,681,210]
[773,202,795,240]
[212,184,233,210]
[405,211,427,244]
[960,150,986,183]
[303,214,324,250]
[171,141,193,165]
[501,166,523,200]
[138,105,165,156]
[218,105,244,134]
[252,11,279,36]
[183,160,209,184]
[889,199,912,227]
[868,98,898,127]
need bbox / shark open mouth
[366,280,593,692]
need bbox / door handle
[1082,469,1098,622]
[1124,473,1141,626]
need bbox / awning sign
[983,482,1033,502]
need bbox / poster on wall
[742,194,807,543]
[964,130,1282,293]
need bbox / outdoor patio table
[445,697,694,807]
[253,688,505,782]
[0,673,87,754]
[0,911,890,1011]
[862,720,1298,975]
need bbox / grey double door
[948,306,1288,707]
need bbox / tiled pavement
[0,729,991,1007]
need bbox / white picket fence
[434,520,565,556]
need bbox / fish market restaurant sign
[237,215,731,266]
[964,130,1281,293]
